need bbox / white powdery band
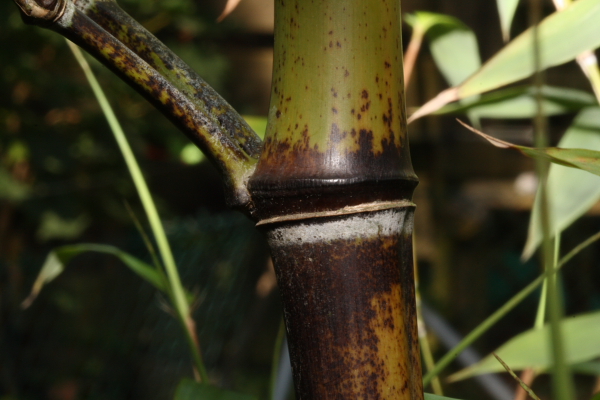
[267,207,413,245]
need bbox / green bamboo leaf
[496,0,521,42]
[405,12,480,87]
[571,361,600,375]
[410,0,600,122]
[458,119,600,177]
[460,0,600,98]
[436,86,596,119]
[523,107,600,260]
[448,311,600,381]
[174,379,257,400]
[427,19,481,88]
[22,244,168,308]
[404,12,463,35]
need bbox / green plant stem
[422,273,543,386]
[530,0,574,396]
[419,328,443,395]
[270,320,286,400]
[493,353,541,400]
[67,40,209,383]
[422,228,600,386]
[413,237,443,395]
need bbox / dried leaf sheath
[15,0,261,212]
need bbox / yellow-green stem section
[529,0,574,396]
[67,40,208,382]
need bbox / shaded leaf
[174,379,257,400]
[36,212,90,242]
[571,361,600,375]
[457,119,600,177]
[448,311,600,381]
[424,394,464,400]
[496,0,521,42]
[22,244,167,308]
[410,0,600,122]
[436,86,596,119]
[404,12,464,35]
[0,167,30,202]
[523,107,600,260]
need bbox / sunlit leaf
[457,118,600,177]
[436,86,596,119]
[427,20,481,88]
[496,0,521,42]
[523,107,600,260]
[174,378,257,400]
[410,0,600,122]
[448,311,600,381]
[22,244,167,308]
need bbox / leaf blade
[523,107,600,260]
[22,244,168,308]
[449,311,600,381]
[496,0,521,42]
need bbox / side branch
[14,0,262,213]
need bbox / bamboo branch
[14,0,262,214]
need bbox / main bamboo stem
[249,1,422,398]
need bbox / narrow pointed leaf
[523,107,600,260]
[437,86,596,119]
[411,0,600,121]
[174,379,257,400]
[460,0,600,98]
[22,244,167,308]
[458,119,600,177]
[496,0,521,42]
[448,311,600,381]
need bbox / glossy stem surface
[250,1,422,398]
[264,208,422,400]
[15,0,260,212]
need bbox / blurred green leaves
[22,243,168,308]
[524,107,600,259]
[174,379,257,400]
[410,0,600,122]
[448,311,600,381]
